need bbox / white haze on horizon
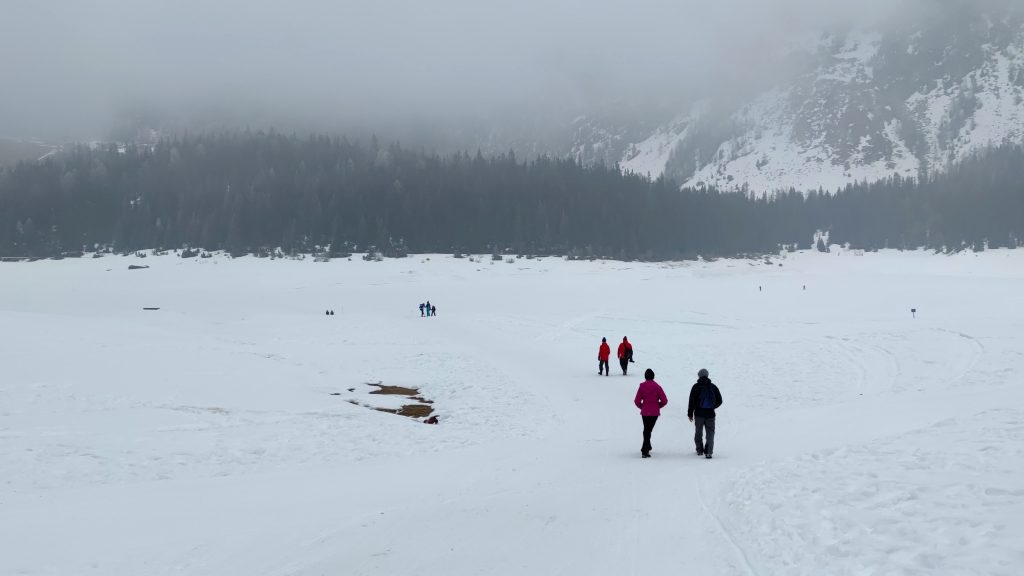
[0,0,988,143]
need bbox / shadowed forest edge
[1,132,1022,260]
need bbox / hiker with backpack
[617,337,634,375]
[633,368,667,458]
[598,337,611,376]
[687,368,723,459]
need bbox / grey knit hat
[698,368,709,378]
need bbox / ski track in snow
[698,478,759,576]
[1,249,1023,575]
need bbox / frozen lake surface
[2,249,1023,575]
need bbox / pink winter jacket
[634,380,667,416]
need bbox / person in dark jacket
[617,337,634,375]
[598,337,611,376]
[419,303,425,317]
[687,368,723,459]
[634,368,667,458]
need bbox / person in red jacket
[617,336,634,375]
[634,368,667,458]
[598,337,611,376]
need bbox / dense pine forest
[0,131,1021,259]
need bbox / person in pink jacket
[634,368,668,458]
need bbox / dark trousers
[694,416,716,455]
[599,360,609,375]
[620,357,629,375]
[641,415,659,455]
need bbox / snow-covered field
[2,249,1023,575]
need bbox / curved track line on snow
[824,335,869,396]
[697,479,759,576]
[846,336,900,394]
[932,327,986,380]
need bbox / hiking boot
[696,450,704,456]
[705,453,712,459]
[641,453,651,458]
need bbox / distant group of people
[419,301,437,317]
[597,336,633,376]
[630,365,724,460]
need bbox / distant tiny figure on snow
[634,368,667,458]
[431,304,437,317]
[688,368,724,459]
[419,303,425,317]
[617,337,634,375]
[598,337,611,376]
[425,300,432,317]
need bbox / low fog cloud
[2,0,931,142]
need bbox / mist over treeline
[1,131,1020,259]
[4,0,1019,145]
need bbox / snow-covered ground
[2,249,1023,575]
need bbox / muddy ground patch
[340,382,436,422]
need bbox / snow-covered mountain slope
[682,32,922,192]
[564,103,686,170]
[585,7,1024,193]
[907,39,1024,173]
[619,111,695,179]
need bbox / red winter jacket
[598,342,611,361]
[617,341,633,359]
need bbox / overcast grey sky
[1,0,921,142]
